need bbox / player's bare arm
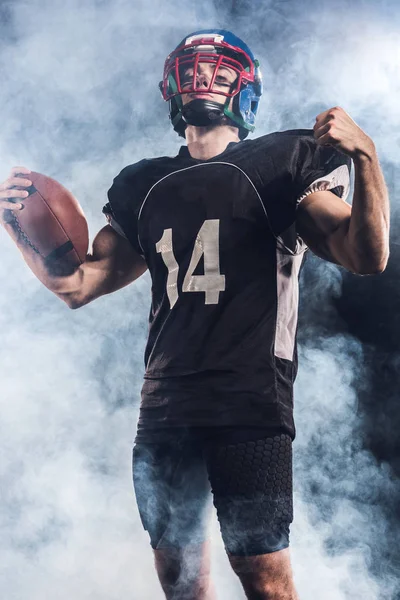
[57,225,147,309]
[0,167,147,308]
[296,106,390,275]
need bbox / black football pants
[132,427,293,556]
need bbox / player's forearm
[346,146,390,274]
[3,219,83,298]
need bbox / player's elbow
[354,263,387,276]
[60,292,87,310]
[352,256,389,275]
[344,240,389,275]
[67,298,84,310]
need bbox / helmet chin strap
[181,98,232,128]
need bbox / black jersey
[103,129,351,440]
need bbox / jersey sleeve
[294,134,352,205]
[256,130,352,256]
[102,202,128,239]
[102,162,147,257]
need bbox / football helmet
[159,29,263,140]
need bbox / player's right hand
[0,166,32,225]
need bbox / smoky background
[0,0,399,598]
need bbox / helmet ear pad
[231,93,248,140]
[169,94,187,138]
[234,83,261,139]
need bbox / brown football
[11,171,89,272]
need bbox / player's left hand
[313,106,376,160]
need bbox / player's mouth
[190,93,214,99]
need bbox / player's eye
[180,72,192,86]
[215,77,231,87]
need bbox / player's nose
[195,73,211,88]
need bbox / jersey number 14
[156,219,226,308]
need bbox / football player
[0,29,389,600]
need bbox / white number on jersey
[155,228,179,309]
[156,219,225,308]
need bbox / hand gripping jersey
[103,130,351,439]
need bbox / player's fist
[0,166,32,225]
[313,106,376,160]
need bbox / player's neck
[185,125,240,160]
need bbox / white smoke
[292,336,398,599]
[0,1,398,598]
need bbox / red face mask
[160,37,256,102]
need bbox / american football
[10,171,88,271]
